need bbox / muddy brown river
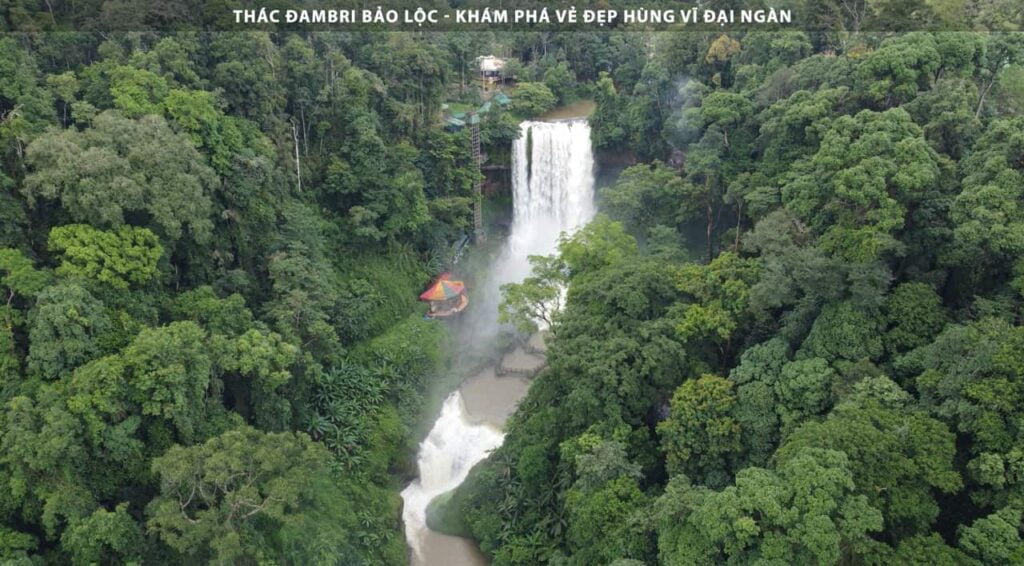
[403,109,595,565]
[402,336,545,566]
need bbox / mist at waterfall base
[400,119,596,564]
[469,119,598,342]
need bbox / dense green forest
[2,4,1024,566]
[0,28,526,564]
[450,29,1024,566]
[0,22,670,564]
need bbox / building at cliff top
[477,55,505,76]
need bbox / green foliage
[49,224,162,289]
[904,77,981,158]
[511,82,557,117]
[600,161,690,241]
[118,321,212,443]
[146,426,357,564]
[480,108,521,149]
[899,318,1024,506]
[171,286,254,337]
[162,88,246,174]
[0,526,36,562]
[774,358,838,434]
[0,28,485,566]
[673,252,760,348]
[333,251,427,342]
[950,117,1024,262]
[995,64,1024,114]
[591,72,628,151]
[543,62,577,105]
[3,24,1024,566]
[499,255,567,334]
[27,283,112,380]
[892,533,980,565]
[958,504,1024,564]
[729,338,789,467]
[798,301,884,363]
[557,214,638,277]
[457,251,690,562]
[425,489,472,538]
[326,142,433,243]
[108,65,168,118]
[351,315,447,402]
[757,87,849,178]
[778,399,962,537]
[0,249,46,296]
[218,329,297,432]
[884,282,949,353]
[655,448,884,565]
[566,435,643,493]
[454,31,1024,566]
[782,108,948,262]
[700,92,753,132]
[0,324,19,389]
[307,362,389,470]
[24,111,216,243]
[658,375,740,486]
[565,476,652,564]
[0,37,55,170]
[858,34,942,107]
[61,503,144,566]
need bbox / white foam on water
[400,392,504,561]
[400,119,595,563]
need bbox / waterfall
[497,120,597,285]
[401,119,595,565]
[400,393,504,563]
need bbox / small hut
[477,55,506,82]
[419,273,469,318]
[477,55,516,90]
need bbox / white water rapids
[399,393,504,564]
[401,119,596,565]
[495,119,597,284]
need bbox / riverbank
[538,99,596,121]
[401,115,595,566]
[402,334,545,566]
[424,332,546,540]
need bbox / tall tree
[655,447,885,565]
[146,426,359,564]
[24,111,216,244]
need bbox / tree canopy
[453,26,1024,566]
[2,18,1024,566]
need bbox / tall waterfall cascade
[498,119,597,285]
[401,119,596,565]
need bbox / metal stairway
[470,114,485,243]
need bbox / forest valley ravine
[1,20,1024,566]
[402,116,597,565]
